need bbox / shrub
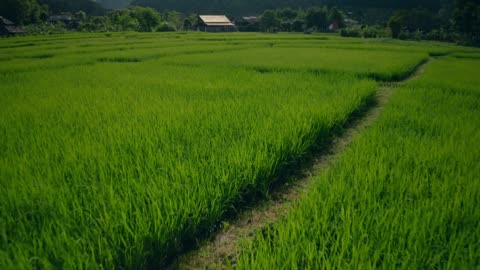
[424,29,459,43]
[362,27,377,38]
[362,25,388,38]
[398,31,411,40]
[340,28,361,37]
[156,22,176,32]
[340,26,388,39]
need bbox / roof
[0,16,14,25]
[5,26,26,34]
[49,15,73,22]
[242,16,258,23]
[199,15,234,26]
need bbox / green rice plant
[235,57,480,269]
[1,32,477,269]
[160,47,430,81]
[0,58,376,269]
[0,43,258,74]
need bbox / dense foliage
[256,6,344,32]
[454,0,480,45]
[1,0,479,46]
[130,0,447,15]
[0,0,103,24]
[384,0,479,45]
[0,0,48,24]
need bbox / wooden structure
[48,14,79,29]
[197,15,236,32]
[0,16,26,37]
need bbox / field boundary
[169,58,433,270]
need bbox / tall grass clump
[235,57,480,269]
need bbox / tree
[37,0,105,15]
[0,0,43,24]
[405,8,439,32]
[185,13,198,30]
[108,9,140,31]
[75,11,87,22]
[388,13,403,38]
[156,22,176,32]
[291,19,304,32]
[387,8,440,39]
[164,10,183,30]
[130,0,446,15]
[454,0,480,45]
[133,6,161,32]
[278,8,297,21]
[280,21,292,32]
[183,18,192,30]
[276,8,300,32]
[305,6,328,31]
[260,10,279,32]
[329,7,345,28]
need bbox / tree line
[1,0,479,46]
[255,6,345,33]
[0,0,450,25]
[384,0,479,45]
[129,0,446,15]
[0,0,104,25]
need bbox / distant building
[329,21,340,31]
[48,14,79,29]
[344,17,361,29]
[197,15,236,32]
[241,16,259,24]
[48,14,72,23]
[0,16,26,37]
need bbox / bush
[156,22,176,32]
[340,28,361,37]
[24,22,68,35]
[340,26,388,39]
[398,31,411,40]
[291,20,304,32]
[362,25,388,38]
[413,30,423,41]
[362,27,377,38]
[424,29,459,43]
[393,28,461,43]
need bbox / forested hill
[38,0,103,14]
[129,0,446,14]
[97,0,131,9]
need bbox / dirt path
[169,59,432,270]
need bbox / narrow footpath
[170,58,433,270]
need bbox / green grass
[235,57,480,269]
[0,32,479,269]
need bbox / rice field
[0,32,479,269]
[235,56,480,269]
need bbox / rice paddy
[0,32,479,269]
[235,56,480,269]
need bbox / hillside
[129,0,446,14]
[96,0,131,9]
